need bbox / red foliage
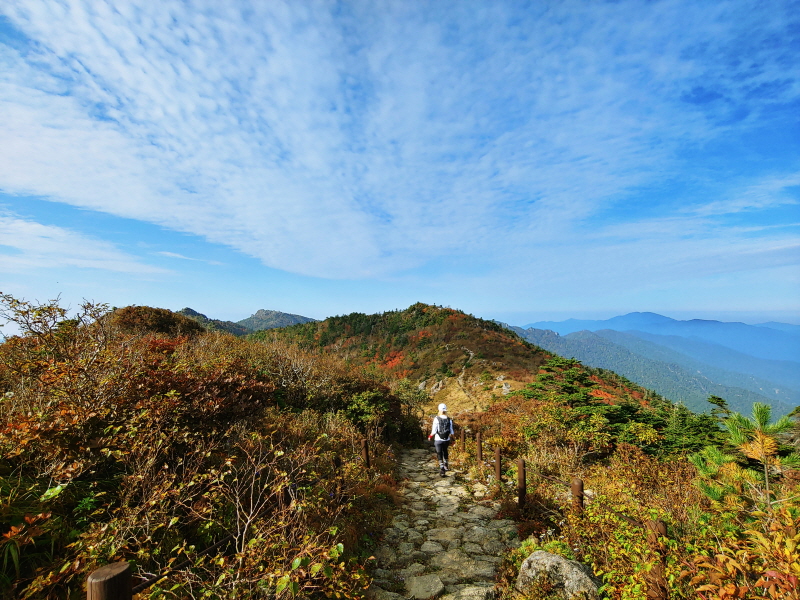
[381,350,405,369]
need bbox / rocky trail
[368,448,520,600]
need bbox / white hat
[438,403,447,412]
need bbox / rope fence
[454,425,670,600]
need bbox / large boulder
[406,574,445,599]
[516,551,600,600]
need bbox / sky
[1,0,799,327]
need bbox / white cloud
[0,211,165,274]
[0,0,798,283]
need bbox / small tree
[691,402,796,510]
[723,402,794,506]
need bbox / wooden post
[460,427,465,450]
[571,478,584,513]
[476,431,483,463]
[517,458,526,509]
[361,439,370,469]
[494,447,502,483]
[87,562,132,600]
[645,520,668,600]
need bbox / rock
[467,505,495,519]
[427,528,463,543]
[472,561,497,579]
[407,574,445,599]
[366,585,405,600]
[463,526,498,544]
[383,527,402,543]
[421,541,445,554]
[481,539,506,555]
[398,542,415,555]
[411,550,429,563]
[375,545,397,568]
[401,563,427,578]
[516,551,600,600]
[440,584,494,600]
[407,529,425,544]
[487,519,515,530]
[446,539,462,551]
[462,542,484,554]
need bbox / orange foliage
[381,350,405,369]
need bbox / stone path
[368,448,520,600]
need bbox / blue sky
[1,0,798,326]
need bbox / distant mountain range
[513,312,800,416]
[178,308,316,335]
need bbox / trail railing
[85,442,373,599]
[457,427,669,600]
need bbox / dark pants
[434,439,450,467]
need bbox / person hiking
[428,403,455,477]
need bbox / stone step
[368,449,520,600]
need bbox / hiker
[428,403,455,477]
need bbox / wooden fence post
[645,520,669,600]
[361,439,370,469]
[87,562,131,600]
[476,431,483,463]
[459,427,465,450]
[494,447,502,483]
[571,478,584,513]
[517,458,526,509]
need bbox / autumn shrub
[0,294,400,599]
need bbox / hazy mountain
[757,321,800,334]
[514,327,796,416]
[620,330,800,392]
[592,329,800,409]
[524,312,674,336]
[177,308,251,336]
[524,312,800,363]
[237,309,316,331]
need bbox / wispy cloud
[0,211,165,274]
[156,251,222,266]
[0,0,798,287]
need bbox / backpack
[436,416,451,438]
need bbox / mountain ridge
[514,326,796,416]
[237,309,316,331]
[522,312,800,363]
[178,307,316,335]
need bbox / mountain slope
[237,309,316,331]
[261,303,674,416]
[177,308,251,336]
[593,329,800,408]
[514,327,796,416]
[620,330,800,393]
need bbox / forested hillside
[264,304,722,455]
[515,327,797,416]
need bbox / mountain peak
[237,309,315,331]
